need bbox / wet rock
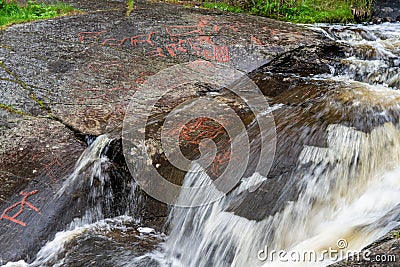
[253,43,343,77]
[0,115,85,206]
[227,69,400,220]
[330,227,400,267]
[372,0,400,23]
[372,17,383,24]
[383,16,393,22]
[0,114,85,263]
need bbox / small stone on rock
[138,227,155,234]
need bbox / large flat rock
[1,0,326,135]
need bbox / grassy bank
[203,0,374,23]
[0,0,76,28]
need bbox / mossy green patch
[0,0,77,28]
[0,103,27,115]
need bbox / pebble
[137,227,155,234]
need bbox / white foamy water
[163,23,400,267]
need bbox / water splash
[315,23,400,89]
[2,135,146,267]
[164,23,400,267]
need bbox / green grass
[126,0,134,16]
[0,0,77,28]
[202,0,374,23]
[203,2,243,13]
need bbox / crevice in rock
[49,115,93,145]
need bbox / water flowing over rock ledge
[1,0,400,266]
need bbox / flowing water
[163,22,400,267]
[3,22,400,267]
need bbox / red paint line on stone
[0,190,39,227]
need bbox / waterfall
[4,22,400,267]
[2,135,153,267]
[164,23,400,267]
[165,123,400,267]
[316,23,400,89]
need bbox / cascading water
[315,23,400,89]
[164,23,400,267]
[2,135,166,267]
[4,22,400,267]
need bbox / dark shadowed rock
[330,227,400,267]
[372,0,400,23]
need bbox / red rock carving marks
[161,19,231,62]
[211,149,232,176]
[0,190,39,227]
[156,36,230,62]
[101,32,156,47]
[78,18,234,62]
[251,36,264,46]
[165,19,208,40]
[178,117,226,146]
[78,30,106,43]
[40,156,61,182]
[174,117,233,176]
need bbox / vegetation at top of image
[0,0,77,28]
[126,0,134,16]
[202,0,374,23]
[203,1,243,13]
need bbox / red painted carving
[41,157,61,182]
[131,32,156,46]
[175,118,234,176]
[101,37,130,46]
[251,36,263,45]
[149,47,166,57]
[211,150,231,176]
[101,32,156,47]
[166,39,188,57]
[213,46,230,62]
[78,31,106,42]
[0,190,39,227]
[78,17,238,62]
[178,117,226,146]
[165,19,208,40]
